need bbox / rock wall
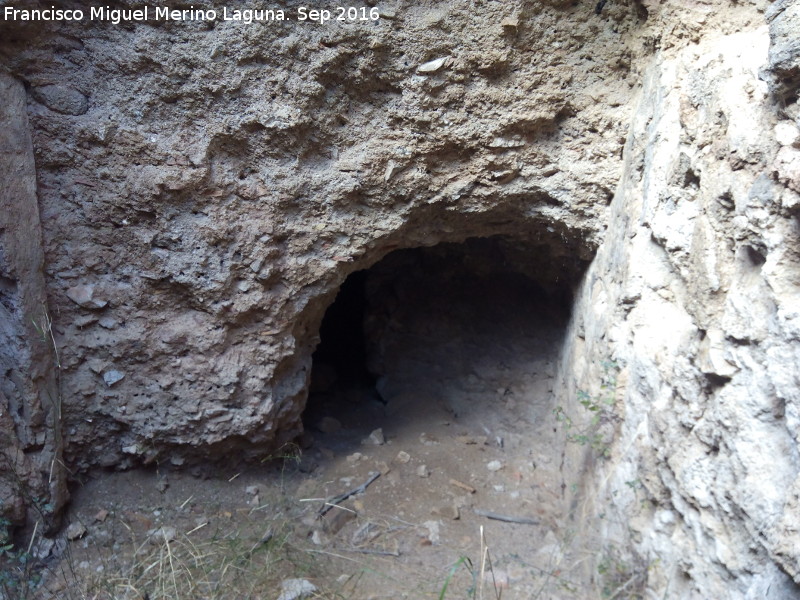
[0,70,67,532]
[558,1,800,596]
[2,0,800,596]
[0,0,643,473]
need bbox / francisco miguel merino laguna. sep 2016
[3,5,381,24]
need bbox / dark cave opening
[303,235,589,434]
[310,269,374,391]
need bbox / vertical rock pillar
[0,70,68,534]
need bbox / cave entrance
[304,235,587,446]
[300,234,590,588]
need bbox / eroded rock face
[0,71,68,532]
[765,0,800,106]
[1,0,799,596]
[560,9,800,598]
[0,0,643,470]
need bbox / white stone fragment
[384,160,398,181]
[102,370,125,387]
[367,428,385,445]
[775,121,799,147]
[417,57,448,73]
[277,578,318,600]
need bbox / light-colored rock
[276,578,317,600]
[697,328,738,379]
[482,568,509,589]
[93,509,109,523]
[365,428,385,446]
[102,370,125,387]
[310,530,327,546]
[384,160,399,182]
[775,122,799,147]
[774,146,800,192]
[149,526,177,544]
[500,17,519,29]
[557,19,800,599]
[423,520,440,544]
[65,522,87,541]
[66,285,107,310]
[487,460,504,472]
[417,57,448,73]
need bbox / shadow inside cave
[303,235,586,456]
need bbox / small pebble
[66,522,87,541]
[93,509,109,522]
[149,526,177,544]
[277,578,318,600]
[366,428,385,445]
[423,520,441,544]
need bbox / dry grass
[35,517,340,600]
[37,519,517,600]
[3,497,648,600]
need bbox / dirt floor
[31,249,606,600]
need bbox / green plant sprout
[554,360,619,458]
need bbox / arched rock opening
[303,235,590,449]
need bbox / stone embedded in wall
[102,370,125,387]
[65,284,108,310]
[30,84,89,116]
[774,146,800,194]
[697,328,738,380]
